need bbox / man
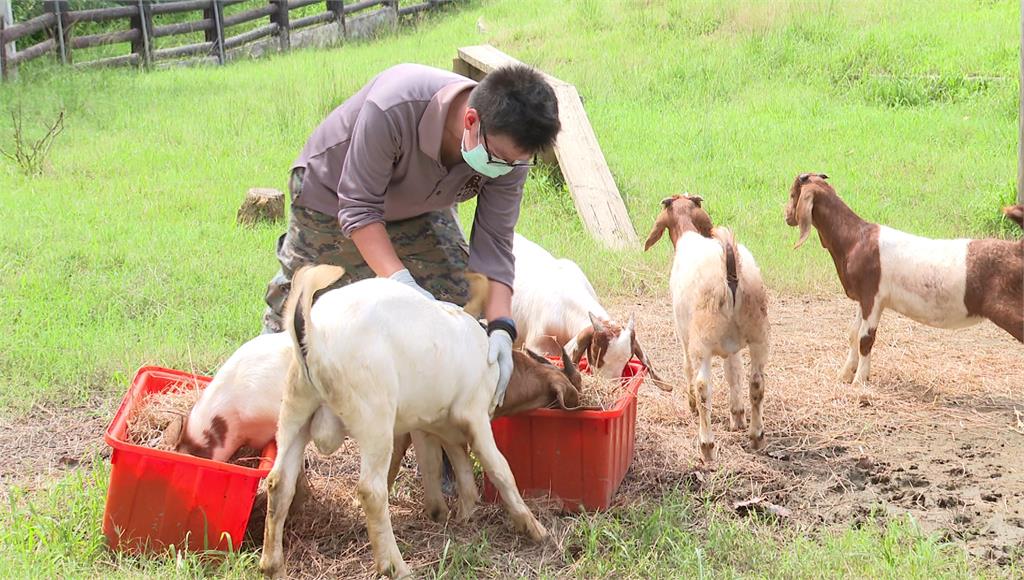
[263,62,560,408]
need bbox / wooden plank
[287,0,323,8]
[153,40,213,60]
[66,5,138,24]
[152,18,213,38]
[69,28,140,50]
[454,45,637,248]
[222,4,276,29]
[130,0,153,68]
[74,52,140,68]
[344,0,387,14]
[398,2,429,16]
[549,83,637,247]
[1,13,56,43]
[0,6,9,81]
[9,38,55,65]
[151,0,245,15]
[291,11,335,30]
[223,22,277,50]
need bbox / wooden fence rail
[0,0,454,80]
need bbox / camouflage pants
[262,168,471,334]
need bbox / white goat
[260,266,547,579]
[786,174,1023,386]
[645,194,770,462]
[512,233,664,384]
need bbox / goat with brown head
[569,312,666,389]
[644,194,713,250]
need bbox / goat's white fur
[668,229,769,462]
[260,269,546,579]
[512,233,633,377]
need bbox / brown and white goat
[511,233,664,384]
[786,174,1023,386]
[645,195,770,462]
[260,266,548,579]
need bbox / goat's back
[305,279,497,428]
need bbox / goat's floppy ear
[570,325,594,366]
[794,186,816,249]
[165,414,186,450]
[644,213,668,251]
[1003,204,1024,230]
[561,347,583,390]
[630,332,668,390]
[462,271,490,319]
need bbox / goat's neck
[813,193,871,263]
[667,221,705,248]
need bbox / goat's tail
[284,264,346,386]
[712,227,740,307]
[1004,204,1024,232]
[462,270,490,319]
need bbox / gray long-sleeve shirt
[291,63,527,288]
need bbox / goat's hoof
[376,556,412,579]
[521,516,549,543]
[699,441,716,463]
[455,503,476,523]
[749,432,767,452]
[730,411,746,431]
[837,366,856,383]
[258,556,285,579]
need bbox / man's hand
[389,268,434,300]
[487,327,514,409]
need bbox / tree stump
[237,188,284,226]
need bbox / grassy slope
[0,0,1018,576]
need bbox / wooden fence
[0,0,455,80]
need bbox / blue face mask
[461,127,516,179]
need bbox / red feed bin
[484,358,647,512]
[103,366,276,553]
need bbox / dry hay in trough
[124,382,262,468]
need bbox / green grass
[1,466,986,579]
[0,0,1019,576]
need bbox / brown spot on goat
[175,414,228,460]
[786,173,882,319]
[964,237,1024,341]
[859,327,877,356]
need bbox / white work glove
[388,268,434,300]
[487,329,514,409]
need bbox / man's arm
[350,223,404,277]
[485,280,512,321]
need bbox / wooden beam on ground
[454,44,637,249]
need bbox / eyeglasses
[479,120,537,168]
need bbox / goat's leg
[352,423,409,578]
[465,417,548,542]
[725,353,744,431]
[747,340,768,451]
[387,432,412,492]
[259,394,319,579]
[442,441,478,522]
[682,348,698,415]
[693,353,716,462]
[838,309,862,383]
[853,301,883,386]
[410,431,447,523]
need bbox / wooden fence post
[0,12,8,81]
[270,0,289,52]
[130,0,153,68]
[326,0,345,35]
[45,0,70,65]
[204,0,226,64]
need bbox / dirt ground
[2,291,1022,575]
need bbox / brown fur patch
[496,349,582,416]
[645,194,714,250]
[788,175,882,317]
[859,327,877,356]
[964,238,1024,341]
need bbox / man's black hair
[468,64,560,153]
